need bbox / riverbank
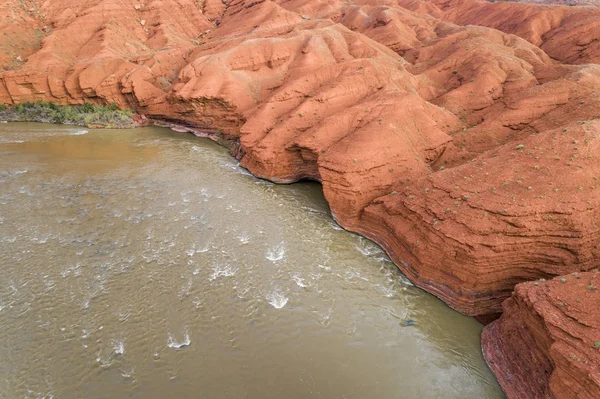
[0,101,140,129]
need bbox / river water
[0,123,504,398]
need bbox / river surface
[0,123,504,398]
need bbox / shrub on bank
[0,101,137,128]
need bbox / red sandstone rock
[0,0,599,318]
[394,0,600,64]
[3,1,600,396]
[482,271,600,399]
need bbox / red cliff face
[1,0,599,315]
[1,1,600,395]
[482,272,600,399]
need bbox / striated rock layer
[3,0,600,396]
[1,0,599,317]
[482,272,600,399]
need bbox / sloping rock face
[2,1,600,396]
[482,272,600,399]
[393,0,600,65]
[0,0,599,319]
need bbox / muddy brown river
[0,123,504,398]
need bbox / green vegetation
[0,101,137,128]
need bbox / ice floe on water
[266,242,285,261]
[167,331,191,349]
[266,288,288,309]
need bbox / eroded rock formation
[482,272,600,398]
[1,1,600,395]
[1,0,599,316]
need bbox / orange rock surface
[482,272,600,398]
[0,0,599,311]
[2,1,600,396]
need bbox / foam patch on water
[0,169,28,183]
[167,331,191,349]
[399,274,414,287]
[0,139,25,143]
[329,221,343,231]
[69,129,89,136]
[291,273,308,288]
[266,288,289,309]
[266,242,285,261]
[238,232,250,244]
[113,340,125,355]
[377,284,395,298]
[121,366,136,379]
[209,263,236,281]
[60,263,81,278]
[195,244,210,253]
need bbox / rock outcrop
[0,0,598,321]
[2,0,600,396]
[482,272,600,398]
[1,0,599,317]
